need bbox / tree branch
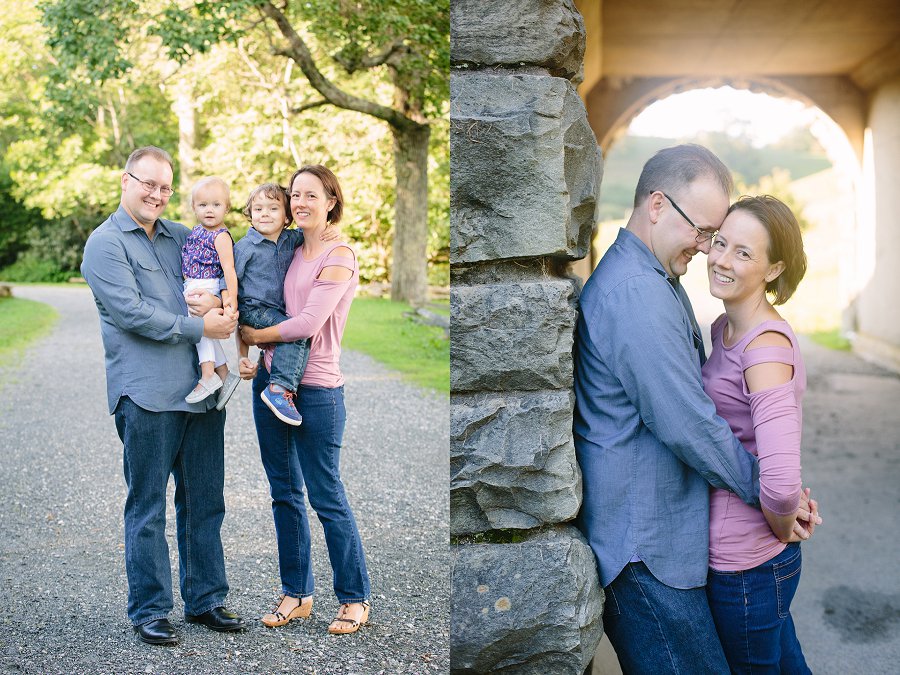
[259,1,421,132]
[237,38,276,90]
[290,99,329,114]
[333,41,408,74]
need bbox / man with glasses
[81,146,245,645]
[573,144,812,672]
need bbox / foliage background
[596,131,830,222]
[0,1,449,286]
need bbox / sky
[627,86,821,147]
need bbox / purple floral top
[182,225,230,280]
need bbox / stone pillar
[853,75,900,372]
[450,1,604,672]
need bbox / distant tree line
[597,130,830,222]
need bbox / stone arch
[580,75,867,334]
[572,0,900,372]
[586,75,866,163]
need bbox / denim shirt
[81,205,213,414]
[233,227,304,314]
[573,228,760,590]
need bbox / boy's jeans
[239,304,310,392]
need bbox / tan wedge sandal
[327,601,370,635]
[261,595,313,628]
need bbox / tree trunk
[171,80,197,222]
[391,123,430,306]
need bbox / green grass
[806,329,851,352]
[0,296,58,358]
[428,298,449,315]
[344,297,449,394]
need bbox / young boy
[222,183,309,423]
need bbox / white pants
[183,278,226,368]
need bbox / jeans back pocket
[772,543,802,618]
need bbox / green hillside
[598,131,832,221]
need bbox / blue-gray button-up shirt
[81,205,212,414]
[573,228,760,590]
[233,227,304,314]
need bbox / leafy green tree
[0,2,189,279]
[736,168,812,232]
[40,0,449,305]
[0,4,47,149]
[0,166,43,271]
[0,5,49,272]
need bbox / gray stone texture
[450,1,604,669]
[450,279,577,393]
[450,389,581,535]
[450,0,585,79]
[450,258,546,286]
[450,72,602,265]
[450,527,604,674]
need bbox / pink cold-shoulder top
[701,314,806,571]
[264,242,358,388]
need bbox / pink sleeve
[278,256,354,341]
[743,345,802,516]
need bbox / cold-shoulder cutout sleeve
[277,245,357,342]
[740,328,802,516]
[317,247,355,281]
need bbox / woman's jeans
[252,366,370,603]
[114,397,229,626]
[707,543,812,674]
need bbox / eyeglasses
[126,172,174,198]
[660,192,717,243]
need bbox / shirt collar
[243,226,293,245]
[615,227,672,283]
[110,204,178,239]
[243,226,266,245]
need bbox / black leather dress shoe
[185,606,246,632]
[134,618,178,645]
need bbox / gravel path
[785,336,900,674]
[0,284,449,674]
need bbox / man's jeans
[114,398,229,626]
[239,304,310,392]
[251,366,370,603]
[707,543,811,674]
[603,562,730,673]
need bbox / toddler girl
[181,176,239,405]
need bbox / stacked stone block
[450,1,605,672]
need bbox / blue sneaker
[260,386,303,426]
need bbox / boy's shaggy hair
[242,183,292,225]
